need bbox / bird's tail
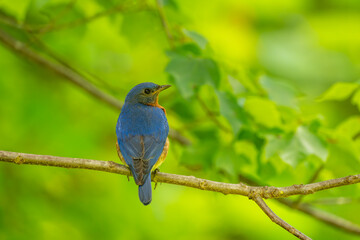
[138,174,152,205]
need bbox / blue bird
[116,82,170,205]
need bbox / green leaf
[280,137,307,167]
[215,141,258,181]
[166,55,220,98]
[96,0,123,9]
[216,91,248,134]
[228,76,246,95]
[180,141,218,170]
[233,140,258,176]
[237,128,265,149]
[265,135,292,160]
[327,144,360,176]
[234,141,257,163]
[244,96,282,128]
[25,0,52,25]
[265,126,328,168]
[318,82,359,102]
[214,147,237,179]
[167,43,202,57]
[25,1,86,36]
[121,11,160,45]
[258,156,284,180]
[335,116,360,140]
[162,0,179,10]
[296,126,328,162]
[259,75,298,108]
[0,1,29,21]
[183,29,208,49]
[169,99,197,121]
[351,88,360,111]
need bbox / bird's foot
[153,168,160,190]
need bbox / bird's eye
[144,88,151,94]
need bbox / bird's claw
[153,168,160,190]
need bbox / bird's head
[125,82,171,106]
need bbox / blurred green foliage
[1,0,360,239]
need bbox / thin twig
[1,150,360,199]
[155,0,175,49]
[28,3,131,34]
[253,196,311,240]
[0,13,21,29]
[34,0,78,34]
[27,33,123,96]
[0,28,122,109]
[0,28,190,145]
[154,1,232,134]
[306,197,360,205]
[154,5,232,134]
[278,199,360,235]
[238,174,360,235]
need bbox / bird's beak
[155,85,171,94]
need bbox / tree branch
[29,3,134,34]
[307,197,360,205]
[0,28,123,110]
[278,199,360,235]
[1,150,359,199]
[0,28,190,145]
[238,174,360,235]
[32,0,78,34]
[293,164,325,207]
[253,196,311,240]
[2,150,360,239]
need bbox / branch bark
[29,3,134,34]
[238,175,360,235]
[293,164,325,207]
[278,199,360,235]
[2,150,360,239]
[253,196,311,240]
[0,28,123,110]
[0,28,190,145]
[1,150,359,199]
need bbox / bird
[116,82,170,205]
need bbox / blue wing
[118,134,166,185]
[116,105,169,186]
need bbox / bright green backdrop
[1,0,360,239]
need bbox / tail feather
[138,175,152,205]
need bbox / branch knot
[14,155,24,164]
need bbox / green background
[1,0,360,239]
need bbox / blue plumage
[116,82,170,205]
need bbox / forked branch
[1,150,359,199]
[1,149,360,240]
